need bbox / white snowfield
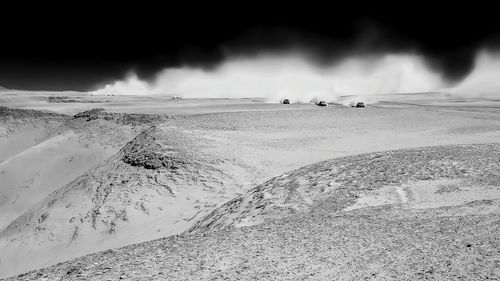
[0,91,499,279]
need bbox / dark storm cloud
[1,3,499,91]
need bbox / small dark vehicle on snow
[282,99,290,104]
[355,102,366,108]
[317,101,328,106]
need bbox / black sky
[1,3,500,91]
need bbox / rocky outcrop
[73,108,111,121]
[47,96,105,103]
[122,150,182,170]
[0,106,68,121]
[120,127,188,170]
[73,108,177,125]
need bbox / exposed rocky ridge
[0,107,166,144]
[188,143,500,233]
[48,96,106,103]
[0,106,69,122]
[0,106,176,127]
[73,108,178,125]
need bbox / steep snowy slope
[0,125,243,278]
[0,108,159,230]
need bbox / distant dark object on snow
[282,99,290,104]
[172,96,183,100]
[349,101,366,108]
[317,101,328,106]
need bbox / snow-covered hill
[7,144,499,280]
[188,143,500,233]
[0,125,243,277]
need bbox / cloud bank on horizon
[91,50,500,102]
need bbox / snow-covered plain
[0,90,499,278]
